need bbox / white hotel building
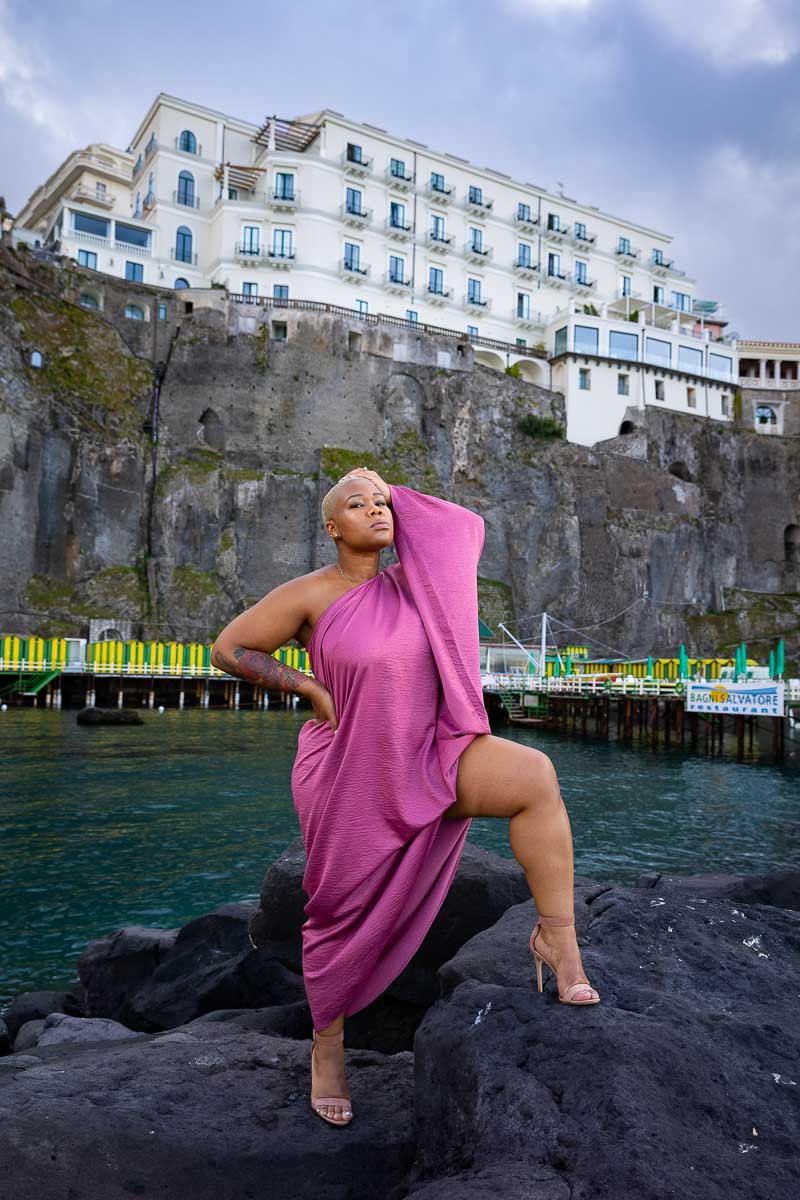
[14,92,739,446]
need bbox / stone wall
[1,246,798,669]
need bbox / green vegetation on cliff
[10,293,152,439]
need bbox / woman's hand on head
[342,467,391,508]
[308,682,338,733]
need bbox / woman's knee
[522,748,560,805]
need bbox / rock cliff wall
[1,246,798,666]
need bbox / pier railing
[483,672,800,706]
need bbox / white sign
[686,681,785,716]
[523,693,540,706]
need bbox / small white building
[13,92,740,446]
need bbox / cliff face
[1,247,798,666]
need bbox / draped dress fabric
[290,484,491,1031]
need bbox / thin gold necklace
[337,560,380,587]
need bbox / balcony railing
[70,228,153,257]
[172,249,198,265]
[544,270,568,288]
[739,375,800,390]
[173,191,200,208]
[426,231,454,252]
[386,218,413,240]
[514,212,540,233]
[340,258,369,278]
[465,294,491,312]
[342,150,372,176]
[427,180,454,203]
[427,284,452,303]
[464,241,493,263]
[70,187,115,210]
[232,242,267,259]
[268,190,300,210]
[571,274,595,291]
[268,249,295,268]
[544,223,570,242]
[513,257,539,278]
[615,243,641,262]
[383,271,412,292]
[341,203,372,225]
[465,192,493,215]
[570,228,596,247]
[387,166,415,189]
[513,308,545,328]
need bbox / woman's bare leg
[311,1011,351,1123]
[444,733,597,1000]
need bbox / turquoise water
[1,709,798,1013]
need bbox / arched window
[175,226,193,263]
[30,349,43,368]
[755,405,777,426]
[80,292,99,310]
[125,303,145,320]
[178,130,197,154]
[174,277,190,289]
[177,171,195,206]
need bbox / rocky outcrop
[1,860,798,1199]
[1,245,798,666]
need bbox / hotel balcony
[543,269,568,290]
[172,249,199,265]
[341,203,372,227]
[268,249,296,270]
[268,190,301,212]
[426,180,454,204]
[513,308,545,331]
[69,186,115,210]
[543,223,570,245]
[339,258,370,280]
[234,244,269,265]
[464,294,491,314]
[172,190,200,209]
[513,257,539,280]
[570,274,596,293]
[615,243,641,264]
[386,166,415,191]
[465,193,493,216]
[650,254,673,276]
[342,150,372,178]
[426,284,452,305]
[383,271,412,294]
[464,241,493,264]
[426,231,454,253]
[143,194,156,212]
[514,212,540,234]
[386,218,413,242]
[570,228,596,249]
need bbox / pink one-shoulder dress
[290,484,491,1031]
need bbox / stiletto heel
[529,912,600,1005]
[310,1028,353,1126]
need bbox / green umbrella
[777,639,785,678]
[769,649,775,677]
[646,655,653,677]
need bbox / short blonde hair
[321,473,373,525]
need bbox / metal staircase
[0,669,61,698]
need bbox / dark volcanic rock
[79,904,306,1032]
[1,987,85,1041]
[0,1023,415,1200]
[637,867,800,912]
[409,881,800,1200]
[76,706,143,725]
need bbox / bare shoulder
[211,566,339,662]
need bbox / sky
[2,0,799,340]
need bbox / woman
[211,467,599,1128]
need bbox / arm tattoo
[213,645,311,694]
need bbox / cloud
[505,0,597,14]
[640,0,800,67]
[0,1,75,145]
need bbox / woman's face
[330,475,393,547]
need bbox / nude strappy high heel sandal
[530,913,600,1005]
[310,1029,353,1126]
